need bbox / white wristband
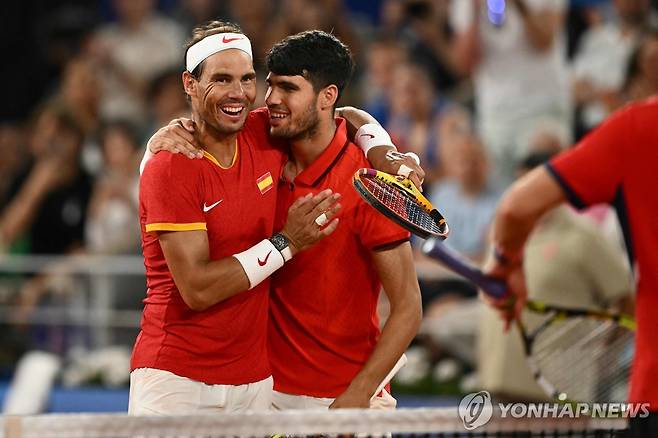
[233,239,285,289]
[355,123,396,156]
[280,246,293,262]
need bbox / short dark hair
[266,30,354,103]
[184,20,243,79]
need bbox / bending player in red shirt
[133,22,341,415]
[483,97,658,437]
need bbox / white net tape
[0,408,628,438]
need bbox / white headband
[186,33,253,73]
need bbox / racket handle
[421,238,508,299]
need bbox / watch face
[271,233,289,251]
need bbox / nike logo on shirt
[258,251,272,266]
[360,133,375,139]
[203,199,223,212]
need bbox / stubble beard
[271,103,320,141]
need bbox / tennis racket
[421,238,635,403]
[352,169,449,239]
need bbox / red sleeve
[548,105,632,209]
[353,201,411,250]
[141,153,206,233]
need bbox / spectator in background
[0,125,28,214]
[624,30,658,101]
[379,0,407,33]
[86,120,144,346]
[571,0,657,138]
[450,0,571,185]
[428,133,500,264]
[386,62,453,183]
[414,131,499,310]
[266,0,362,103]
[86,121,141,255]
[361,36,408,125]
[1,108,93,348]
[145,69,190,137]
[381,0,460,94]
[85,0,184,124]
[286,0,362,55]
[54,58,101,143]
[516,117,571,157]
[0,108,92,255]
[47,57,104,176]
[227,0,276,68]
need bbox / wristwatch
[269,233,293,262]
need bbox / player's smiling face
[184,49,256,135]
[265,72,320,140]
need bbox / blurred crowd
[0,0,650,394]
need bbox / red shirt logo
[258,251,272,266]
[222,36,242,43]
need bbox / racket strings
[529,316,633,403]
[361,176,443,235]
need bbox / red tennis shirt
[548,97,658,409]
[134,108,285,385]
[269,118,410,398]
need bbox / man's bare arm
[335,106,377,140]
[159,230,249,311]
[330,241,422,408]
[336,106,425,187]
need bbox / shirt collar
[292,118,350,187]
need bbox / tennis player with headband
[147,27,423,411]
[133,22,342,415]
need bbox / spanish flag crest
[257,172,274,194]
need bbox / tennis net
[1,407,628,437]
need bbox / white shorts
[271,389,397,410]
[128,368,273,415]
